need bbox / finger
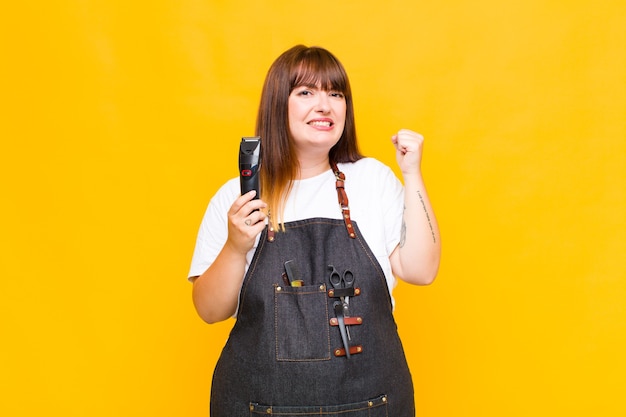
[393,135,413,154]
[229,190,256,214]
[230,192,267,217]
[395,131,423,151]
[245,209,267,226]
[243,199,267,218]
[391,134,406,153]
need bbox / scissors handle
[342,270,354,287]
[328,265,342,288]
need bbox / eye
[330,91,345,99]
[294,87,313,96]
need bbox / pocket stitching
[274,283,331,362]
[249,394,388,415]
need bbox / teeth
[309,121,331,127]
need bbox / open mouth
[308,120,333,127]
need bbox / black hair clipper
[239,137,261,198]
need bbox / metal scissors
[328,265,355,305]
[329,265,355,347]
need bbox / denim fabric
[274,283,331,361]
[210,218,414,417]
[250,394,389,416]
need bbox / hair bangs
[290,49,348,93]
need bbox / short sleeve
[187,178,239,280]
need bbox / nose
[315,93,330,113]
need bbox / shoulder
[198,177,240,225]
[338,158,400,186]
[210,177,240,206]
[340,157,390,171]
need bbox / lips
[308,119,334,128]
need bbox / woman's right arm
[191,191,267,324]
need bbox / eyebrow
[293,82,344,93]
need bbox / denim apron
[210,167,415,417]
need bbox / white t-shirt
[188,157,405,300]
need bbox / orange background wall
[1,1,625,416]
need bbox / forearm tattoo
[418,190,437,243]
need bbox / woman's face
[287,84,346,158]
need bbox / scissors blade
[334,302,351,357]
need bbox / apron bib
[210,168,415,417]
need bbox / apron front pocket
[250,394,388,416]
[274,283,330,361]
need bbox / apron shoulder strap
[330,161,356,239]
[266,162,357,242]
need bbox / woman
[189,45,441,417]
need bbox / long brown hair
[256,45,362,231]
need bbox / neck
[297,156,330,180]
